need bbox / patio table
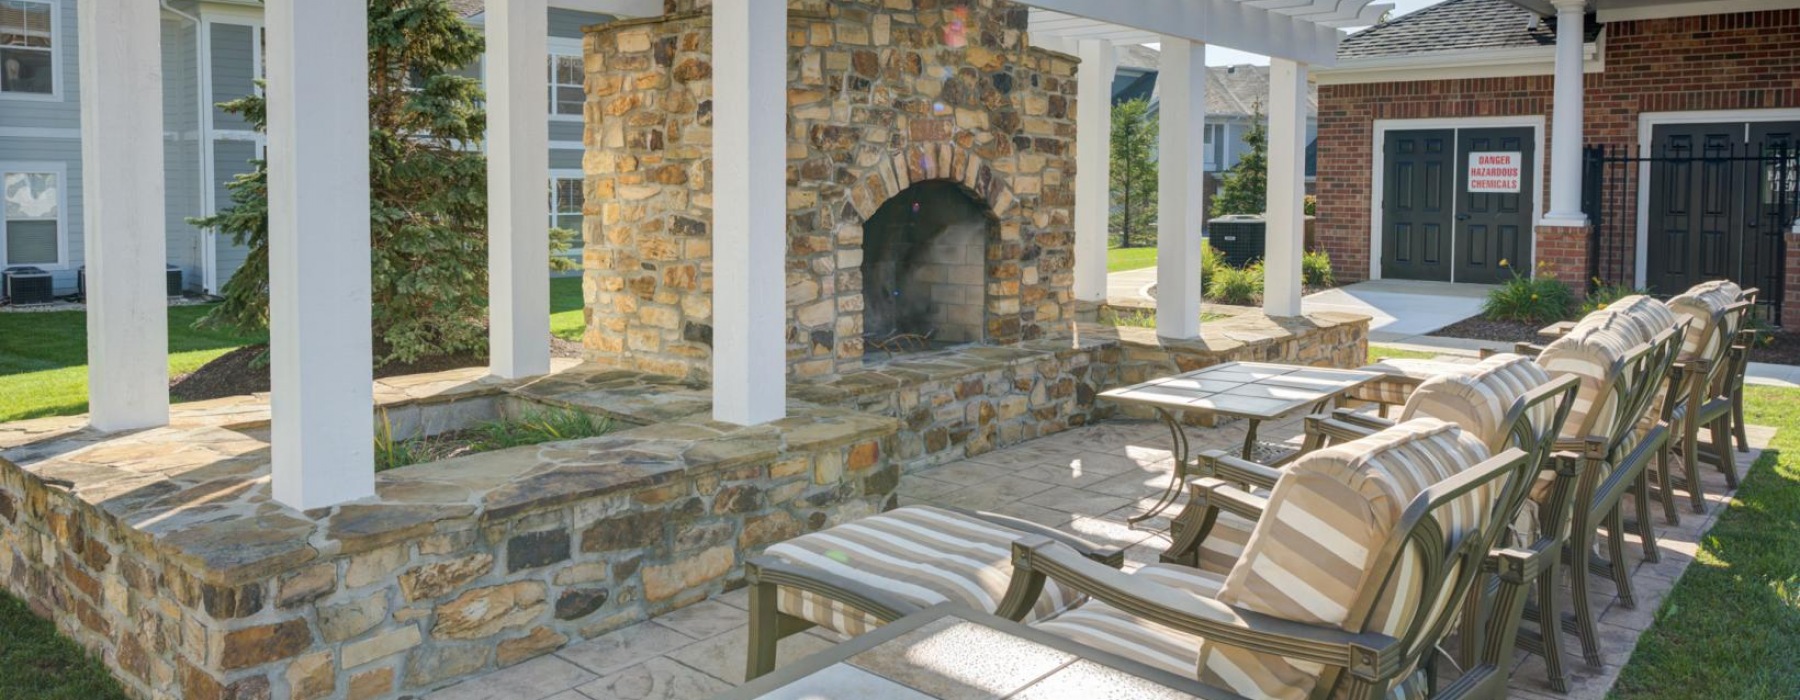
[1099,361,1382,525]
[715,603,1234,700]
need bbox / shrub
[1580,280,1649,315]
[1208,262,1264,306]
[1482,260,1575,324]
[376,407,612,472]
[1099,307,1157,328]
[1200,240,1223,282]
[1303,194,1317,217]
[1303,249,1335,289]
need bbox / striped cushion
[1668,292,1726,363]
[762,506,1085,637]
[1689,279,1742,301]
[1580,295,1677,347]
[1032,564,1228,678]
[1538,322,1639,440]
[1195,499,1262,576]
[1198,419,1494,700]
[1351,358,1480,405]
[1400,353,1552,451]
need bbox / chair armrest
[745,555,918,625]
[1200,450,1282,491]
[1191,477,1271,520]
[1307,413,1387,448]
[1513,342,1546,358]
[1012,537,1405,684]
[956,508,1126,569]
[1160,479,1269,566]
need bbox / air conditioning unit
[2,266,55,306]
[77,265,183,301]
[1209,214,1266,269]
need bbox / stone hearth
[581,0,1079,382]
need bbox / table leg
[1239,419,1262,461]
[1129,407,1190,526]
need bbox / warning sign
[1468,152,1522,193]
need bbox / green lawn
[0,277,589,423]
[0,594,129,699]
[0,305,264,423]
[1107,246,1158,272]
[1609,384,1800,699]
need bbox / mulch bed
[1429,317,1544,345]
[169,336,585,403]
[1744,331,1800,367]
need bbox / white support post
[488,0,552,379]
[1073,39,1115,304]
[1156,38,1206,339]
[1265,58,1309,317]
[77,0,168,432]
[266,0,375,510]
[711,0,786,425]
[1543,0,1589,227]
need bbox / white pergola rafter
[1024,0,1391,67]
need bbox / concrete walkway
[1107,267,1492,344]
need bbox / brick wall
[1317,9,1800,288]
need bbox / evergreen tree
[1210,104,1268,218]
[193,0,575,365]
[1108,98,1158,248]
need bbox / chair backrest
[1577,294,1678,348]
[1669,291,1752,393]
[1200,419,1518,700]
[1537,320,1681,455]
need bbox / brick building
[1313,0,1800,323]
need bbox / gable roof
[1337,0,1598,60]
[1107,51,1319,117]
[449,0,485,17]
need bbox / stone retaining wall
[0,395,897,700]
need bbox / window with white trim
[2,168,61,266]
[551,176,584,249]
[549,52,583,118]
[0,0,55,96]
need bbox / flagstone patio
[422,412,1769,700]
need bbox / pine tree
[1210,104,1268,218]
[1108,98,1158,248]
[192,0,575,365]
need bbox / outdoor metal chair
[1012,420,1536,700]
[1658,290,1752,516]
[740,506,1122,680]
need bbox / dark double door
[1382,127,1536,284]
[1645,121,1800,297]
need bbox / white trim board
[1316,42,1603,86]
[1631,108,1800,288]
[1368,116,1547,283]
[1599,0,1800,22]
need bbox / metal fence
[1584,142,1799,319]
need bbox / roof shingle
[1337,0,1598,60]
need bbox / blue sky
[1202,0,1441,65]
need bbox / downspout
[159,0,214,294]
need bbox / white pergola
[84,0,1386,511]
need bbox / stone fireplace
[582,0,1080,382]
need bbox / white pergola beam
[711,0,787,426]
[77,0,169,432]
[266,0,375,510]
[487,0,552,379]
[1073,39,1115,304]
[1156,37,1206,339]
[1021,1,1362,66]
[1265,58,1308,317]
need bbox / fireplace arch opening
[861,180,996,355]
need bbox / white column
[711,0,786,425]
[487,0,552,379]
[1156,38,1206,339]
[1265,58,1308,317]
[1073,39,1115,304]
[77,0,168,432]
[1543,0,1589,227]
[266,0,374,510]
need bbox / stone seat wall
[0,377,896,700]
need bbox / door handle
[1455,214,1472,221]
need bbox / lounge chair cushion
[1668,290,1734,363]
[1399,353,1552,451]
[1202,419,1494,699]
[1032,564,1227,678]
[1578,295,1678,348]
[761,506,1086,637]
[1537,321,1639,440]
[1349,358,1479,405]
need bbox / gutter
[1314,39,1603,85]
